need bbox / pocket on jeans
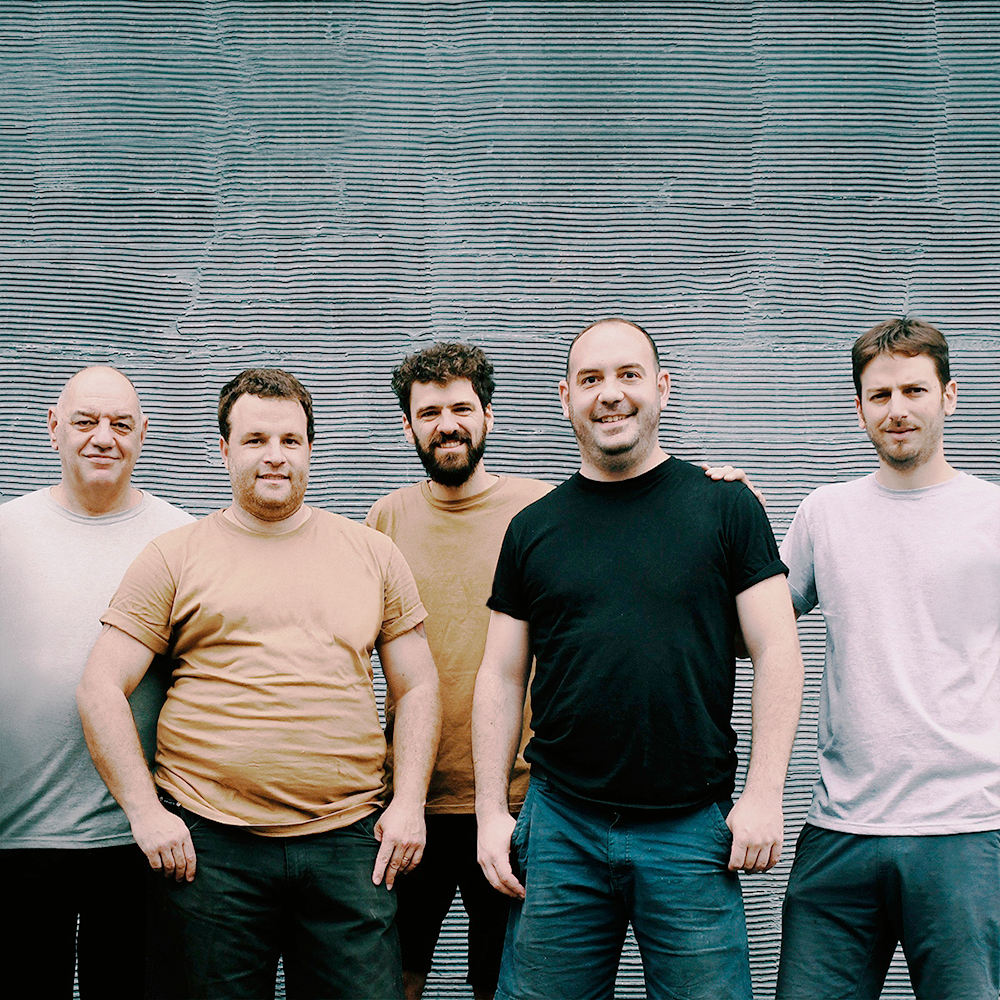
[710,801,734,846]
[509,784,534,884]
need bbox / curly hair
[852,317,950,396]
[391,342,496,417]
[218,368,315,442]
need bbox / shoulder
[0,488,49,521]
[311,506,403,558]
[952,472,1000,501]
[139,492,196,529]
[365,482,425,529]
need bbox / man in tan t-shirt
[366,343,550,1000]
[77,368,441,1000]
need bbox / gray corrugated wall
[2,2,997,997]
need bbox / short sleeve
[724,485,788,595]
[779,500,818,616]
[487,519,529,620]
[377,538,427,642]
[100,540,179,655]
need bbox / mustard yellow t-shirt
[366,476,552,813]
[102,508,426,836]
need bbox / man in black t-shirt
[471,318,804,1000]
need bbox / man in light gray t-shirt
[0,367,192,999]
[775,318,999,1000]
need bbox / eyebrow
[69,410,136,422]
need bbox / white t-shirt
[781,472,1000,836]
[0,488,193,849]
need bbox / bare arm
[472,611,532,898]
[373,622,441,889]
[77,624,196,881]
[726,574,804,873]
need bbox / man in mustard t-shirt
[367,343,551,1000]
[77,368,441,1000]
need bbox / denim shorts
[496,776,752,1000]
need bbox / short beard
[413,430,487,488]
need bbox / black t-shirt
[488,457,786,811]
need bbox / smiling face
[856,352,957,479]
[48,367,147,514]
[220,393,312,524]
[559,320,670,479]
[403,378,494,488]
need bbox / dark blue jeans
[496,776,752,1000]
[776,823,1000,1000]
[157,801,402,1000]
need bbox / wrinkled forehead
[859,351,942,391]
[58,368,143,419]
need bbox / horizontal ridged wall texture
[2,3,997,998]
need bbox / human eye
[74,418,96,428]
[621,370,641,380]
[112,421,133,432]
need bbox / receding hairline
[566,318,661,376]
[55,366,144,418]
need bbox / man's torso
[366,475,551,813]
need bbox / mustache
[432,430,472,446]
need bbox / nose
[437,409,459,433]
[887,389,909,421]
[598,381,624,404]
[261,438,285,464]
[91,417,115,448]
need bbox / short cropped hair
[218,368,315,443]
[391,342,496,417]
[566,318,661,376]
[851,317,950,396]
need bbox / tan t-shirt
[102,508,426,836]
[366,476,552,813]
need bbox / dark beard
[413,430,487,488]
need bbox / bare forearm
[744,642,803,799]
[389,676,441,807]
[472,667,526,818]
[77,679,160,821]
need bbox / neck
[875,451,957,490]
[52,482,140,516]
[426,463,497,502]
[224,503,312,534]
[579,446,670,483]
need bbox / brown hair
[852,317,950,396]
[391,342,496,417]
[218,368,315,442]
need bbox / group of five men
[1,316,997,1000]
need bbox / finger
[171,844,189,882]
[371,841,391,887]
[183,837,198,881]
[728,841,748,871]
[763,841,781,872]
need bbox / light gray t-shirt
[780,472,1000,836]
[0,487,193,849]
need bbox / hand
[700,463,766,508]
[372,800,426,890]
[725,792,783,873]
[130,802,197,882]
[477,810,524,899]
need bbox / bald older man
[0,367,192,999]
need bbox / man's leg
[627,802,752,1000]
[76,844,147,999]
[496,778,628,1000]
[4,849,77,998]
[775,825,897,1000]
[894,830,1000,1000]
[158,802,282,999]
[394,814,461,999]
[453,815,512,1000]
[282,812,403,1000]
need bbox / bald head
[48,367,148,515]
[567,318,660,378]
[55,366,143,418]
